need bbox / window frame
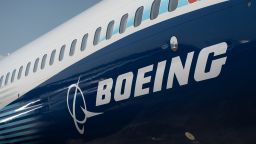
[94,27,102,46]
[119,14,129,34]
[106,20,115,40]
[11,69,16,83]
[50,49,56,66]
[59,45,66,61]
[41,54,47,69]
[69,39,77,56]
[134,6,144,27]
[169,0,178,12]
[0,76,3,87]
[33,58,40,72]
[5,72,10,85]
[18,66,23,80]
[151,0,161,20]
[81,34,88,51]
[25,62,31,77]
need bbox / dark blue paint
[1,0,256,143]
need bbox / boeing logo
[66,79,102,135]
[67,42,228,134]
[95,42,228,106]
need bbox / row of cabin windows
[0,0,178,88]
[0,33,89,88]
[93,0,178,45]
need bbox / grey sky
[0,0,101,55]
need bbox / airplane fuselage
[0,0,256,143]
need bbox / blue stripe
[1,135,41,144]
[0,123,41,135]
[0,102,20,113]
[0,116,40,129]
[0,129,39,140]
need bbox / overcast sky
[0,0,101,56]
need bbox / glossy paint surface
[0,0,256,143]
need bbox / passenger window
[120,14,128,34]
[41,54,47,69]
[50,50,56,65]
[5,72,10,85]
[81,34,88,51]
[18,66,23,80]
[33,58,40,72]
[0,76,3,87]
[11,69,16,83]
[134,6,144,27]
[169,0,178,12]
[70,39,77,56]
[151,0,161,20]
[25,62,31,76]
[59,45,66,61]
[94,27,102,45]
[106,20,115,40]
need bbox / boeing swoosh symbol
[66,79,102,135]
